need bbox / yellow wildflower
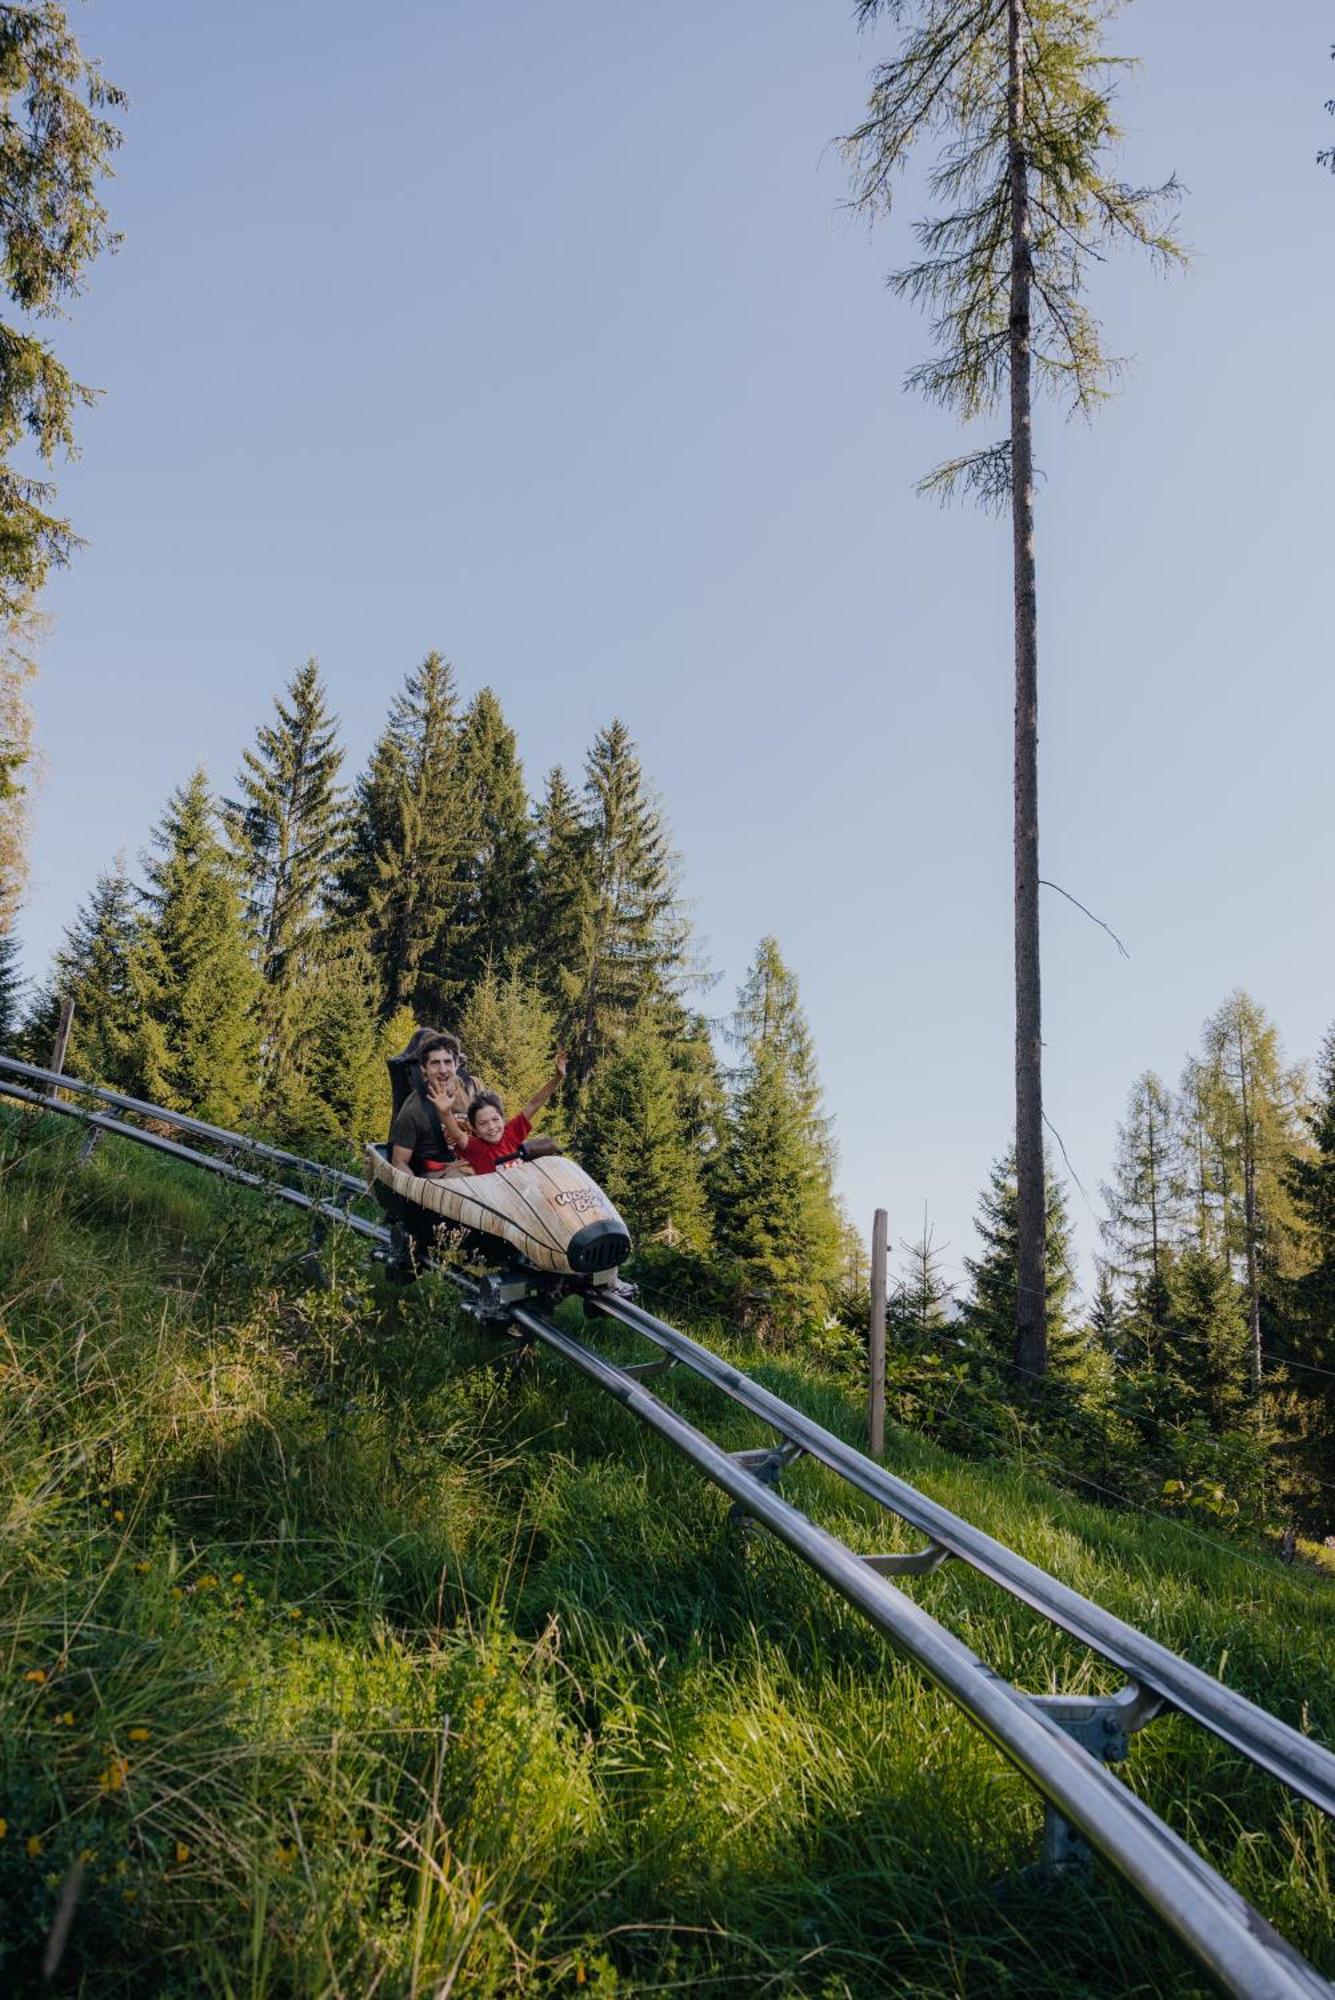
[289,1607,302,1620]
[113,1509,124,1523]
[174,1842,190,1865]
[169,1587,183,1600]
[197,1574,218,1590]
[231,1572,245,1584]
[128,1727,151,1743]
[23,1668,46,1685]
[133,1561,150,1574]
[122,1887,138,1902]
[26,1834,42,1858]
[97,1756,131,1794]
[58,1711,75,1727]
[0,1817,7,1840]
[275,1841,297,1868]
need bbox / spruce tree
[962,1150,1081,1378]
[580,1012,710,1249]
[0,925,23,1046]
[1086,1261,1125,1358]
[28,861,140,1088]
[712,937,840,1337]
[1288,1024,1335,1363]
[444,688,534,997]
[727,935,834,1171]
[130,770,260,1125]
[897,1222,956,1345]
[1275,1025,1335,1512]
[1162,1250,1250,1435]
[566,720,690,1086]
[456,960,564,1141]
[226,659,346,1092]
[531,764,590,1031]
[1101,1072,1181,1297]
[0,5,124,616]
[269,939,383,1156]
[337,652,469,1020]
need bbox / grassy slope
[2,1107,1333,1999]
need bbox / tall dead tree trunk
[1008,0,1046,1379]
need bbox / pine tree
[226,659,346,1093]
[130,770,260,1125]
[845,0,1184,1377]
[712,937,841,1337]
[27,861,141,1088]
[566,721,691,1086]
[337,652,469,1020]
[443,688,534,997]
[456,960,564,1141]
[531,765,590,1030]
[963,1150,1081,1378]
[580,1012,710,1249]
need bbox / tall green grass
[2,1105,1333,1996]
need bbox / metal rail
[0,1075,385,1243]
[510,1301,1332,2000]
[591,1292,1335,1819]
[0,1054,367,1198]
[3,1072,1332,1995]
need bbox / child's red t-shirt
[460,1112,531,1176]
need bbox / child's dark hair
[468,1090,504,1127]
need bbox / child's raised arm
[521,1050,568,1125]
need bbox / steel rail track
[509,1300,1332,2000]
[0,1054,367,1198]
[3,1069,1332,1995]
[591,1291,1335,1820]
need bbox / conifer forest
[2,4,1335,1995]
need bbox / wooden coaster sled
[365,1144,631,1277]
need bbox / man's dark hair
[415,1029,461,1063]
[467,1090,504,1128]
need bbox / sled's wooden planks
[366,1146,629,1276]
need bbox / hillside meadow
[2,1105,1333,1997]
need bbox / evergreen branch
[915,438,1011,509]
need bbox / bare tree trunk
[1237,1023,1262,1396]
[1009,0,1046,1378]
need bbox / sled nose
[566,1220,631,1273]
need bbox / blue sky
[18,0,1335,1294]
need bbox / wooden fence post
[869,1206,888,1456]
[45,995,74,1096]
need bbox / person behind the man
[389,1030,475,1177]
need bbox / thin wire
[632,1273,1332,1581]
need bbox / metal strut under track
[2,1055,1332,2000]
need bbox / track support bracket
[862,1542,951,1578]
[1027,1682,1164,1872]
[728,1442,806,1525]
